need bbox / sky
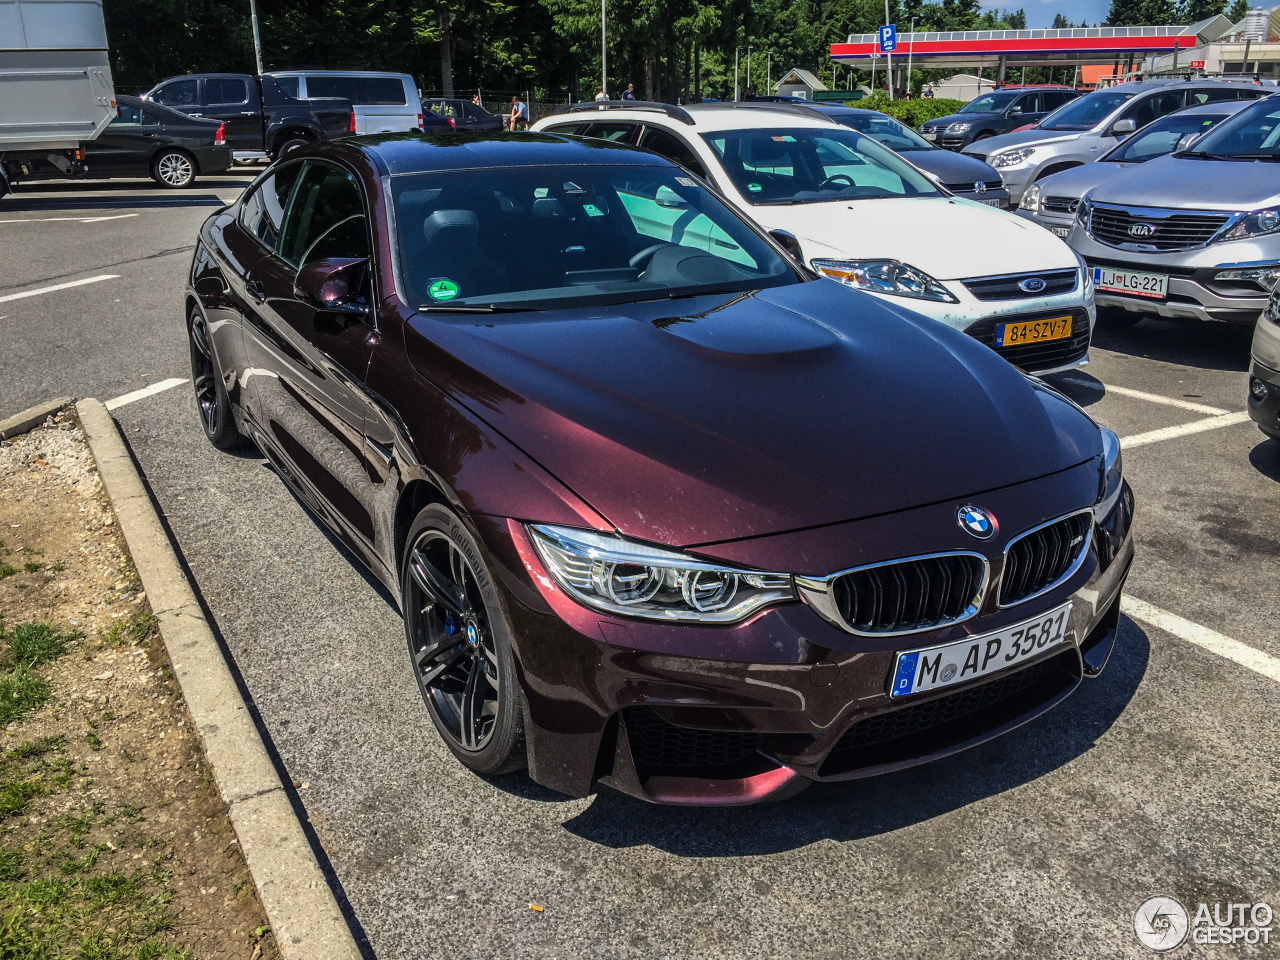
[982,0,1114,28]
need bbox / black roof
[346,131,675,176]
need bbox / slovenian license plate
[996,315,1073,347]
[1094,266,1168,300]
[889,602,1072,698]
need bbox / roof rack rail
[564,100,696,125]
[729,101,840,123]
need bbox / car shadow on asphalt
[1090,318,1253,373]
[1248,438,1280,480]
[1044,371,1105,408]
[558,619,1150,856]
[2,192,231,211]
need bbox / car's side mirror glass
[294,257,372,325]
[1111,118,1137,136]
[1009,105,1023,115]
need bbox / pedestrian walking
[509,95,528,131]
[922,83,934,99]
[622,83,635,101]
[594,87,608,102]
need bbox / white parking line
[104,377,188,411]
[1101,384,1228,416]
[0,213,139,225]
[0,274,119,304]
[1120,411,1252,449]
[1122,596,1280,685]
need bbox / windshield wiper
[1182,151,1236,160]
[752,198,806,205]
[1230,153,1280,161]
[417,303,535,313]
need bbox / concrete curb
[76,399,363,960]
[0,397,73,440]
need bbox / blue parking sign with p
[879,24,897,52]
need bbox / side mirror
[294,258,371,323]
[1009,104,1024,115]
[769,229,804,264]
[1111,118,1137,136]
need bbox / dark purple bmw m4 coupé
[185,132,1134,804]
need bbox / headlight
[1219,206,1280,242]
[947,121,973,133]
[1097,425,1123,511]
[1265,291,1280,325]
[1020,183,1042,212]
[991,147,1035,168]
[1214,266,1280,289]
[811,259,959,303]
[1075,252,1095,299]
[529,524,795,623]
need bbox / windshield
[1185,97,1280,159]
[391,165,798,310]
[1105,111,1230,162]
[961,93,1019,114]
[833,113,934,151]
[1039,89,1135,131]
[700,128,942,205]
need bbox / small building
[773,68,827,100]
[931,73,999,101]
[1145,10,1280,78]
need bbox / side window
[239,163,303,251]
[305,76,361,103]
[1012,93,1040,114]
[1128,91,1186,128]
[580,122,640,144]
[278,161,369,266]
[359,78,407,105]
[544,122,590,136]
[204,78,248,105]
[153,80,197,107]
[275,76,301,99]
[141,109,160,127]
[113,102,142,125]
[639,128,708,179]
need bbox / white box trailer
[0,0,115,191]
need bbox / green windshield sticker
[428,278,459,301]
[747,182,763,193]
[583,203,604,217]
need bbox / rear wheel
[402,505,526,776]
[272,135,310,160]
[188,311,244,450]
[152,150,196,188]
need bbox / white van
[265,71,421,135]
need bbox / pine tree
[1104,0,1145,26]
[1182,0,1227,21]
[1227,0,1252,21]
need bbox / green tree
[1181,0,1226,21]
[1104,0,1145,25]
[1226,0,1251,20]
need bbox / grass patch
[21,562,42,574]
[0,566,16,580]
[0,669,51,725]
[101,613,157,648]
[7,621,77,666]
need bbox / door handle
[189,112,203,118]
[246,280,266,303]
[240,111,256,116]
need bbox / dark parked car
[185,132,1134,805]
[919,87,1080,150]
[145,73,353,160]
[422,97,503,132]
[0,95,230,188]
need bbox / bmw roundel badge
[957,505,996,540]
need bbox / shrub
[854,92,968,129]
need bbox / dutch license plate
[1051,226,1070,238]
[890,602,1072,698]
[996,315,1072,347]
[1094,266,1167,300]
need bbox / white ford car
[534,102,1095,374]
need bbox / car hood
[907,149,1002,185]
[761,197,1078,280]
[405,281,1101,547]
[1087,153,1280,211]
[1036,161,1137,199]
[965,128,1080,156]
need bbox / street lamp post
[601,0,607,97]
[249,0,264,75]
[884,0,892,100]
[734,47,739,101]
[767,51,771,94]
[746,47,752,98]
[906,16,915,98]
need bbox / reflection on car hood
[405,281,1100,546]
[908,149,1003,185]
[965,128,1080,155]
[768,197,1077,280]
[1035,161,1138,200]
[1087,153,1280,211]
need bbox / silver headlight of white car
[1218,206,1280,242]
[811,260,959,303]
[1020,183,1042,212]
[991,147,1035,168]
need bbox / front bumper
[1249,315,1280,439]
[478,461,1135,804]
[1070,227,1275,324]
[1016,207,1074,238]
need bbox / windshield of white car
[1039,90,1135,131]
[833,113,935,151]
[1104,112,1229,162]
[960,93,1020,114]
[391,165,799,311]
[1183,98,1280,160]
[700,128,942,205]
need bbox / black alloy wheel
[402,506,525,775]
[188,312,243,450]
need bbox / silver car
[1251,288,1280,441]
[1017,102,1248,237]
[965,79,1273,204]
[1068,94,1280,327]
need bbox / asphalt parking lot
[1,176,1277,959]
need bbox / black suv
[920,87,1080,151]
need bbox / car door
[1005,92,1042,131]
[85,101,150,177]
[200,76,258,153]
[239,158,382,553]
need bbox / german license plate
[996,315,1073,347]
[1094,266,1167,300]
[889,602,1072,698]
[1051,225,1070,238]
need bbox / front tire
[188,311,244,450]
[152,150,196,188]
[402,505,526,776]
